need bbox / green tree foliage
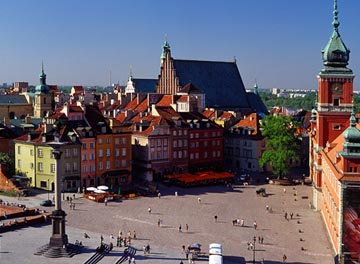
[259,115,300,178]
[0,152,14,176]
[259,92,317,111]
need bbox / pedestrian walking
[72,203,75,210]
[290,212,293,219]
[261,237,264,244]
[133,230,136,239]
[104,198,108,206]
[175,191,178,197]
[158,218,161,227]
[179,225,182,232]
[186,224,188,231]
[182,245,186,253]
[240,218,244,227]
[266,205,269,211]
[253,221,257,230]
[185,248,189,259]
[180,261,184,264]
[198,197,201,203]
[214,215,218,222]
[148,207,151,213]
[283,188,286,193]
[282,254,287,263]
[158,192,161,198]
[284,212,288,220]
[100,235,104,245]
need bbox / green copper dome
[343,110,360,143]
[321,0,350,69]
[35,64,50,94]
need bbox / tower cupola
[161,40,171,59]
[321,0,351,71]
[35,63,50,94]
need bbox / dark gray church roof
[133,78,158,93]
[173,59,251,109]
[246,92,269,115]
[0,95,29,105]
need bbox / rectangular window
[122,160,127,168]
[73,162,78,171]
[178,140,182,147]
[179,130,182,136]
[99,162,103,170]
[38,162,43,171]
[173,140,177,148]
[157,139,161,146]
[106,149,110,157]
[106,161,110,169]
[204,152,208,158]
[183,150,187,158]
[90,143,95,149]
[195,153,199,159]
[173,130,177,136]
[204,141,208,147]
[333,124,341,130]
[173,151,177,159]
[184,130,187,136]
[90,153,95,160]
[82,154,86,161]
[122,137,126,145]
[106,137,110,144]
[82,165,87,173]
[65,163,70,172]
[51,164,55,173]
[30,163,34,169]
[38,148,43,158]
[115,149,120,156]
[40,181,47,188]
[99,149,103,157]
[163,138,168,146]
[30,149,33,156]
[90,164,95,172]
[17,146,21,154]
[17,159,21,168]
[122,148,126,156]
[115,160,120,168]
[65,149,70,158]
[184,140,188,147]
[73,148,78,157]
[82,143,86,149]
[98,138,103,144]
[178,151,182,159]
[190,153,194,159]
[115,138,120,145]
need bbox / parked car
[40,200,52,206]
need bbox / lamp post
[252,236,256,264]
[47,179,50,201]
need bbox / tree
[0,152,15,176]
[259,115,300,178]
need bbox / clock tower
[316,0,354,148]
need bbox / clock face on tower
[331,82,343,94]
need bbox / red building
[309,1,360,261]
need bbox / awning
[101,170,130,178]
[63,175,80,181]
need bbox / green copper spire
[161,38,171,59]
[321,0,351,71]
[40,62,47,86]
[35,62,49,94]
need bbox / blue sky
[1,0,360,89]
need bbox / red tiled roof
[234,113,259,135]
[202,109,216,119]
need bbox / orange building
[309,1,360,261]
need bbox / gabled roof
[173,59,250,109]
[202,109,216,119]
[233,113,260,135]
[179,82,203,94]
[132,78,158,93]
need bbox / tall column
[49,145,68,247]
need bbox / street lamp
[252,236,256,264]
[47,179,50,201]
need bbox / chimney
[27,134,31,142]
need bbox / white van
[209,243,223,264]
